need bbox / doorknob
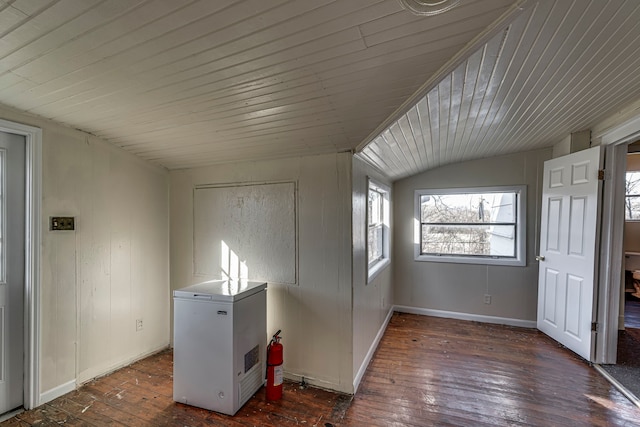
[536,255,545,261]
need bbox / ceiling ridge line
[353,0,532,154]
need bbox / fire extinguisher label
[274,366,283,386]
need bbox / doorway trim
[0,119,42,409]
[596,116,640,364]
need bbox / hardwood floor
[350,313,639,426]
[4,313,639,426]
[625,296,640,328]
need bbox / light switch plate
[50,216,75,231]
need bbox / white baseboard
[394,305,536,328]
[39,379,76,406]
[353,306,394,393]
[38,345,169,407]
[77,344,169,385]
[283,371,351,394]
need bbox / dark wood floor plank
[0,419,30,427]
[4,312,639,426]
[625,297,640,328]
[345,313,639,427]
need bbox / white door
[0,132,25,414]
[537,146,602,361]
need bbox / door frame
[0,119,41,409]
[596,115,640,364]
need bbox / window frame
[414,185,526,266]
[367,178,390,282]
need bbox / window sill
[368,258,390,283]
[414,253,525,267]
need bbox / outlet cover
[484,294,492,304]
[136,319,143,332]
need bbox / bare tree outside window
[625,171,640,220]
[420,192,517,258]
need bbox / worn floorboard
[625,296,640,329]
[348,313,640,427]
[4,312,640,426]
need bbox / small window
[368,179,390,281]
[414,186,526,266]
[625,171,640,220]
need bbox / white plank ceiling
[2,0,640,178]
[360,0,640,180]
[0,0,516,170]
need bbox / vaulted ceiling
[1,0,640,179]
[0,0,517,169]
[360,0,640,179]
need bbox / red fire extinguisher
[266,330,283,401]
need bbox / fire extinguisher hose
[266,330,282,376]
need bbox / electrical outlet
[484,294,492,305]
[136,318,143,332]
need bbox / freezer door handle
[193,294,212,300]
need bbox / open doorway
[622,142,640,330]
[610,144,640,386]
[597,140,640,402]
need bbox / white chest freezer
[173,279,267,415]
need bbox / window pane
[415,186,524,265]
[420,193,515,224]
[368,179,390,276]
[626,172,640,196]
[368,224,383,263]
[369,190,381,225]
[421,224,515,257]
[626,172,640,220]
[625,196,640,220]
[488,225,516,256]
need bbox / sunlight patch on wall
[194,181,297,285]
[221,240,249,281]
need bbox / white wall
[170,152,354,393]
[351,157,393,391]
[0,105,170,401]
[393,148,552,323]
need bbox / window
[414,186,526,266]
[368,179,390,281]
[625,171,640,220]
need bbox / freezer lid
[173,279,267,302]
